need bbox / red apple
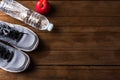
[36,0,51,15]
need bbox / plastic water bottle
[0,0,53,31]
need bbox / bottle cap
[47,23,53,31]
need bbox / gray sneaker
[0,21,39,52]
[0,42,30,73]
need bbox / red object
[36,0,51,15]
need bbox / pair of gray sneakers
[0,21,39,72]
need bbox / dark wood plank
[1,16,120,26]
[47,17,120,26]
[29,50,120,65]
[0,66,120,80]
[16,0,120,1]
[16,1,120,17]
[1,1,120,17]
[1,14,120,32]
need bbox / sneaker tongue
[0,46,14,62]
[8,30,24,42]
[0,24,23,42]
[0,47,8,67]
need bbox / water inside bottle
[0,0,53,31]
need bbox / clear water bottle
[0,0,53,31]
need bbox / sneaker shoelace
[0,24,24,42]
[0,46,14,62]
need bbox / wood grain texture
[12,1,120,17]
[1,1,120,17]
[0,0,120,80]
[1,66,120,80]
[16,0,120,1]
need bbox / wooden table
[0,0,120,80]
